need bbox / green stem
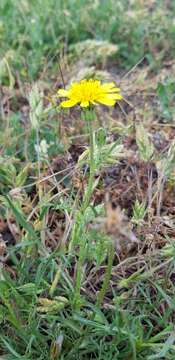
[97,242,114,307]
[69,112,95,250]
[73,110,95,310]
[81,117,94,212]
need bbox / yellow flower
[57,79,122,108]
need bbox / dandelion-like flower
[57,79,122,108]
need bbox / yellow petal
[98,97,116,106]
[101,82,115,89]
[57,89,69,97]
[101,83,120,92]
[107,93,123,100]
[108,87,121,93]
[80,101,89,107]
[60,99,78,108]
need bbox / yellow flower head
[57,79,122,108]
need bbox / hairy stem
[73,111,95,309]
[69,112,95,250]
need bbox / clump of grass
[1,1,175,359]
[1,0,175,79]
[1,73,175,358]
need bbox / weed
[1,1,175,359]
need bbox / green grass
[1,1,175,359]
[1,0,175,79]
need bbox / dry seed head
[29,84,43,129]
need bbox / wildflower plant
[57,78,122,309]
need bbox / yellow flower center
[69,80,104,103]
